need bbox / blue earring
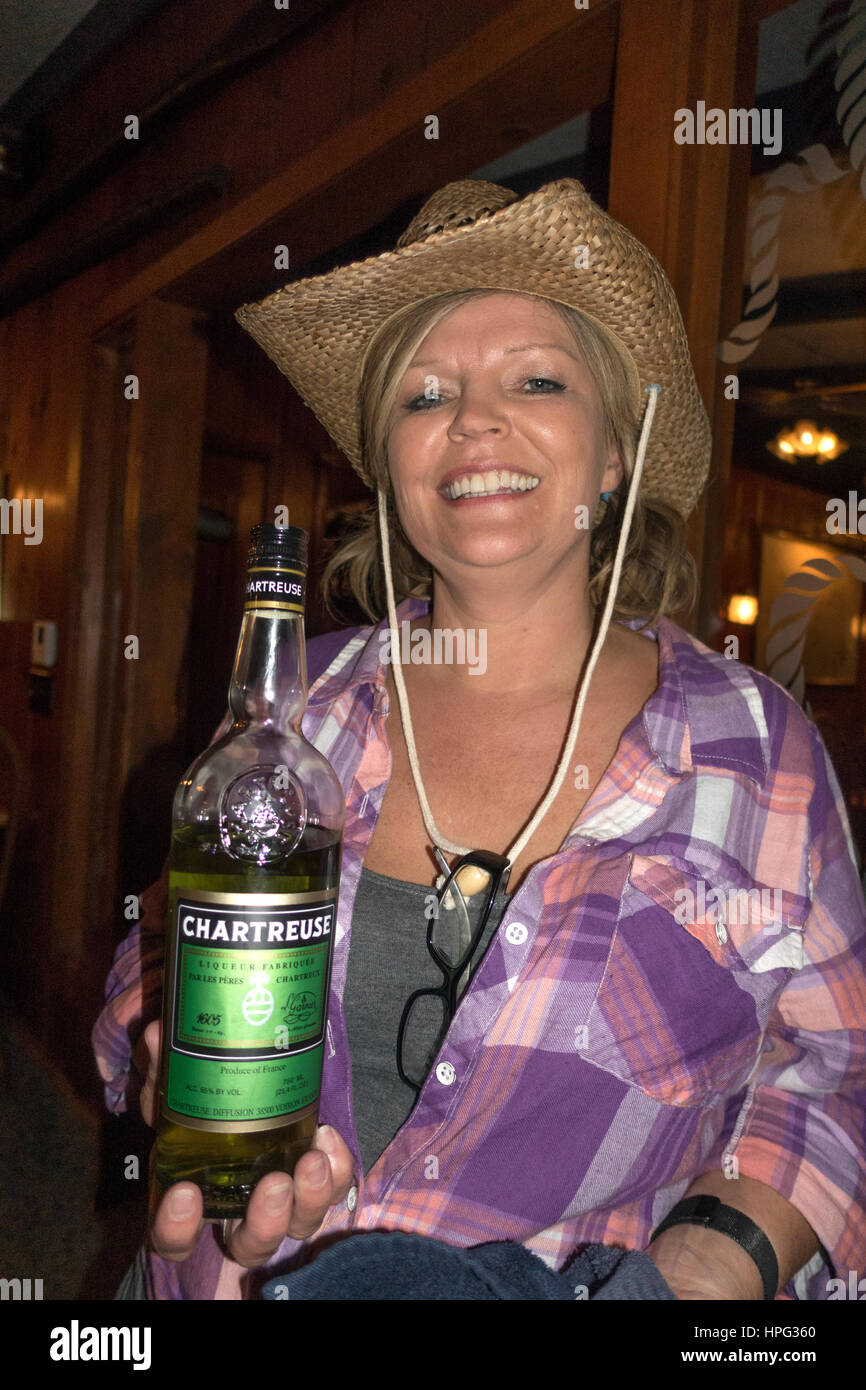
[601,491,614,501]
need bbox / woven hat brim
[235,180,711,518]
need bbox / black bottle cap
[249,524,308,569]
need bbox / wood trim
[93,0,619,328]
[608,0,760,642]
[698,6,762,648]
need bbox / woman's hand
[137,1019,356,1267]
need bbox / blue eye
[524,378,565,393]
[401,377,565,411]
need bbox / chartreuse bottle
[153,524,344,1220]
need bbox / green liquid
[153,824,341,1220]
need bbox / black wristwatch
[649,1195,779,1300]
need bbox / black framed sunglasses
[396,848,512,1094]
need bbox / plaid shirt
[93,597,866,1300]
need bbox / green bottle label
[165,890,336,1125]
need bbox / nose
[446,382,511,442]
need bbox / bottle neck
[228,607,307,731]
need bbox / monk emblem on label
[242,970,275,1027]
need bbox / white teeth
[444,469,540,500]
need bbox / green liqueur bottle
[153,524,345,1220]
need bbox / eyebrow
[408,342,581,368]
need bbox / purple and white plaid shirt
[93,597,866,1299]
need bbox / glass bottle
[152,523,344,1220]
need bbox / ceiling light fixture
[767,419,848,462]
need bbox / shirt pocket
[583,854,806,1108]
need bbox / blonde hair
[321,289,697,625]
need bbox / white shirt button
[715,920,728,945]
[346,1185,358,1212]
[505,921,528,946]
[436,1061,456,1086]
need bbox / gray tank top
[343,864,513,1175]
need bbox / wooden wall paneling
[186,445,269,762]
[607,0,759,643]
[0,303,37,845]
[109,298,210,917]
[306,459,332,639]
[48,327,133,1050]
[0,624,34,1015]
[204,317,285,453]
[0,297,50,626]
[0,273,107,1057]
[269,384,331,538]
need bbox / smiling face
[385,293,623,587]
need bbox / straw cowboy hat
[235,176,712,518]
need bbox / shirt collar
[308,601,768,789]
[307,595,427,708]
[641,616,768,786]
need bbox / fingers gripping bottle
[153,524,345,1220]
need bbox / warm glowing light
[727,594,758,625]
[767,420,848,462]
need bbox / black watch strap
[649,1195,779,1300]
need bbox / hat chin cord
[376,384,662,895]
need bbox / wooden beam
[94,0,619,327]
[608,0,759,644]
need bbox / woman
[96,178,866,1301]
